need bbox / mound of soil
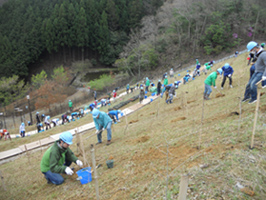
[260,92,265,96]
[187,100,196,104]
[216,93,225,98]
[150,112,155,115]
[171,117,186,122]
[129,120,139,124]
[174,106,182,111]
[136,136,150,143]
[228,111,239,116]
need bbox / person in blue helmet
[40,131,83,185]
[44,115,51,130]
[126,84,130,94]
[242,41,266,104]
[89,103,95,112]
[139,87,145,103]
[61,113,70,125]
[92,109,113,145]
[221,63,234,89]
[36,112,41,124]
[19,122,26,137]
[166,84,178,104]
[157,80,162,96]
[108,110,122,123]
[204,68,223,100]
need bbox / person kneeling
[40,132,83,185]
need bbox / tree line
[0,0,164,78]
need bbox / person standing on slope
[221,63,234,89]
[163,75,168,86]
[242,41,266,104]
[145,77,150,92]
[204,68,223,100]
[19,122,26,137]
[157,80,162,96]
[68,100,73,112]
[92,109,113,145]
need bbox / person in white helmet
[40,131,83,185]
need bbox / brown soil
[260,105,266,112]
[228,111,239,116]
[260,92,265,96]
[129,120,139,124]
[215,93,225,98]
[174,106,182,111]
[171,117,186,122]
[150,112,155,115]
[137,136,150,143]
[187,100,196,104]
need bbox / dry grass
[1,53,266,199]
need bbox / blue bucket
[76,167,92,185]
[144,95,147,99]
[145,91,147,94]
[121,112,124,116]
[151,93,155,96]
[178,74,180,76]
[150,98,153,102]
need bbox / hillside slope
[1,52,266,199]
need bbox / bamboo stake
[123,110,128,135]
[39,140,42,154]
[90,144,100,200]
[0,171,6,191]
[75,129,81,155]
[178,174,189,200]
[24,144,31,164]
[198,97,205,150]
[79,133,88,166]
[250,90,261,149]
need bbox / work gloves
[262,76,266,81]
[76,160,83,167]
[228,74,231,77]
[214,86,217,89]
[65,167,74,175]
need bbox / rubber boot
[205,93,211,100]
[203,92,207,100]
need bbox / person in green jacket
[163,76,168,85]
[203,63,212,75]
[204,68,223,100]
[145,77,150,92]
[68,100,73,112]
[40,131,83,185]
[92,109,113,145]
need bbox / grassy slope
[1,52,266,200]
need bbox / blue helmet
[140,86,144,90]
[118,110,121,113]
[36,112,39,114]
[224,63,230,68]
[247,41,258,51]
[165,76,167,78]
[89,103,95,108]
[113,90,115,93]
[158,80,161,82]
[92,109,100,119]
[47,116,50,119]
[59,131,73,145]
[21,122,24,126]
[217,68,223,75]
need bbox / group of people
[39,40,266,186]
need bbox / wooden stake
[178,174,189,200]
[123,110,128,135]
[250,91,261,149]
[90,144,100,200]
[39,140,42,154]
[198,97,205,149]
[156,97,160,118]
[75,129,81,154]
[24,144,31,164]
[0,171,6,191]
[79,133,88,166]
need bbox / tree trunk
[72,48,75,62]
[252,11,260,40]
[82,47,84,63]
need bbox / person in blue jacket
[92,109,113,145]
[108,109,122,124]
[221,63,234,89]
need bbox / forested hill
[0,0,163,78]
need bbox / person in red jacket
[0,129,11,141]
